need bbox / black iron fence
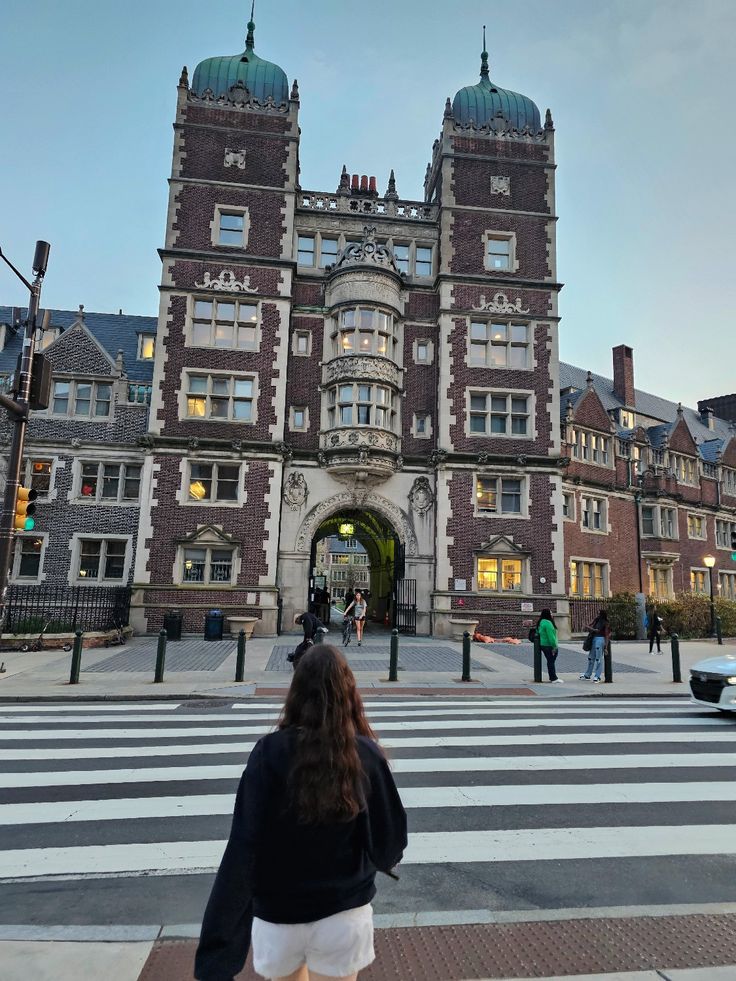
[569,598,602,634]
[3,584,132,635]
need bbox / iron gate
[393,578,417,635]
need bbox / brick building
[2,20,734,637]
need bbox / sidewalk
[0,630,732,700]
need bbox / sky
[1,0,734,408]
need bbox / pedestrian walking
[287,612,327,669]
[344,589,367,646]
[537,609,562,683]
[195,645,407,981]
[647,607,663,654]
[580,608,611,683]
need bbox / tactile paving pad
[267,644,492,673]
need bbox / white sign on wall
[454,579,467,591]
[520,602,534,612]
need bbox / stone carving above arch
[283,472,308,512]
[294,491,417,556]
[409,476,433,514]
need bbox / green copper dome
[191,19,289,104]
[452,42,541,132]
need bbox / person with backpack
[288,611,327,670]
[580,608,611,683]
[647,606,663,654]
[537,609,562,683]
[195,645,407,981]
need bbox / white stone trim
[210,205,250,249]
[67,533,133,586]
[483,230,519,273]
[177,367,259,427]
[568,556,611,598]
[473,471,529,519]
[10,532,49,584]
[177,457,247,507]
[413,337,434,365]
[411,412,432,439]
[289,405,310,432]
[133,456,159,585]
[464,387,535,440]
[260,461,282,586]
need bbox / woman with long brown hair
[195,645,407,981]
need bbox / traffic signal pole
[0,242,50,626]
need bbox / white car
[689,654,736,712]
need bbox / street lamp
[703,554,716,637]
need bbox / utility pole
[0,241,51,623]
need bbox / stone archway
[294,490,417,556]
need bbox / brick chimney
[612,344,635,407]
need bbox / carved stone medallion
[409,476,434,514]
[283,472,308,511]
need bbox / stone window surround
[47,377,114,421]
[177,458,247,508]
[715,517,736,550]
[719,571,736,600]
[467,318,530,370]
[562,490,575,522]
[186,295,260,353]
[67,533,133,586]
[22,456,58,502]
[175,535,241,588]
[690,566,711,595]
[571,428,613,468]
[646,558,676,599]
[211,205,250,249]
[474,473,528,519]
[178,368,259,426]
[292,329,313,357]
[71,458,142,506]
[289,405,310,432]
[413,337,434,365]
[295,230,435,277]
[580,494,608,535]
[473,553,528,594]
[10,532,49,584]
[331,305,398,361]
[640,503,679,540]
[464,387,535,440]
[569,557,610,598]
[326,381,397,432]
[412,412,432,439]
[686,511,708,541]
[483,230,519,273]
[670,451,698,486]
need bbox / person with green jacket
[537,609,562,683]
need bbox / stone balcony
[323,355,402,390]
[319,426,402,482]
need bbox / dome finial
[480,25,489,79]
[246,0,256,51]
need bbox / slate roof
[326,535,368,557]
[0,306,157,383]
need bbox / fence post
[716,616,723,646]
[670,632,681,683]
[69,630,83,685]
[462,631,472,682]
[388,628,399,682]
[154,629,167,683]
[604,640,613,683]
[533,630,542,683]
[235,629,246,682]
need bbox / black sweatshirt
[195,727,407,981]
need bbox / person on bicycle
[344,589,367,646]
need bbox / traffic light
[14,487,37,531]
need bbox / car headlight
[726,676,736,685]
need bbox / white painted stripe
[5,781,736,827]
[3,824,736,878]
[0,704,181,713]
[234,699,691,710]
[2,751,735,789]
[0,715,727,741]
[4,727,736,763]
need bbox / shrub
[650,594,736,639]
[607,593,638,639]
[714,599,736,638]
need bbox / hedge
[595,593,736,639]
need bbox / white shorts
[252,903,374,979]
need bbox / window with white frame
[671,453,698,485]
[642,504,677,538]
[12,535,44,581]
[415,339,431,363]
[477,556,523,592]
[716,518,736,549]
[660,507,677,538]
[562,492,574,520]
[51,379,112,418]
[581,495,606,532]
[469,392,530,437]
[21,458,53,498]
[571,428,610,465]
[413,412,430,437]
[648,564,673,599]
[570,560,607,598]
[724,468,736,495]
[334,307,395,358]
[128,383,152,405]
[391,242,433,277]
[78,462,141,503]
[485,233,515,271]
[216,210,247,247]
[687,513,706,539]
[76,538,127,582]
[181,545,234,584]
[190,298,258,351]
[319,237,339,268]
[290,406,308,431]
[293,330,312,356]
[327,383,395,430]
[620,410,635,428]
[719,572,736,600]
[475,475,523,515]
[469,322,528,369]
[414,245,433,277]
[296,233,342,268]
[187,463,241,503]
[186,373,255,422]
[297,234,316,266]
[690,568,709,594]
[138,334,155,360]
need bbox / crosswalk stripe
[0,704,181,713]
[4,824,736,879]
[3,727,735,763]
[2,748,735,790]
[0,715,726,742]
[232,699,692,710]
[4,780,736,827]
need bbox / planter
[227,616,259,640]
[448,618,480,642]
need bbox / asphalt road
[2,695,736,927]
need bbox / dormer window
[138,334,155,360]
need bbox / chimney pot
[351,174,359,190]
[360,175,368,192]
[612,344,635,407]
[369,176,377,194]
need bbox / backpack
[528,627,537,642]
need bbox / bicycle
[342,616,353,647]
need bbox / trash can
[162,611,183,642]
[204,609,224,642]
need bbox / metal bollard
[604,640,613,683]
[716,616,723,646]
[69,630,83,685]
[671,632,681,683]
[532,630,542,683]
[154,629,167,683]
[235,629,246,682]
[462,631,472,682]
[388,628,399,682]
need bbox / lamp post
[703,554,716,638]
[0,241,51,623]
